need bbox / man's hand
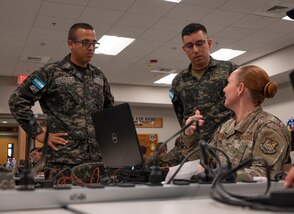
[184,110,204,136]
[35,132,68,151]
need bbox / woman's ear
[237,83,245,96]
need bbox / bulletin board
[137,134,158,157]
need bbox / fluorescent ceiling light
[211,48,246,61]
[164,0,182,3]
[2,121,8,124]
[95,35,135,56]
[282,16,294,21]
[154,73,177,85]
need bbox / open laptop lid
[290,70,294,91]
[91,103,143,168]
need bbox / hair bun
[263,81,277,98]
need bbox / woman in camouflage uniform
[183,65,290,181]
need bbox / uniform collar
[60,53,96,72]
[225,106,263,137]
[184,56,217,75]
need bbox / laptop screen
[290,70,294,91]
[91,103,143,168]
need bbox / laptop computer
[290,70,294,91]
[91,103,143,169]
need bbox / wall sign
[133,117,163,128]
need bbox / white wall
[263,83,294,124]
[0,76,18,113]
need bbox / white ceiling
[1,0,294,87]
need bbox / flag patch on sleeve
[29,77,46,93]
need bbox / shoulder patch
[169,89,174,100]
[259,139,278,154]
[29,77,46,93]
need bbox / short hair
[30,147,43,153]
[236,65,277,105]
[156,142,167,151]
[181,23,208,38]
[68,23,94,41]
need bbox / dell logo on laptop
[111,133,118,143]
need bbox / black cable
[209,157,288,211]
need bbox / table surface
[0,181,287,213]
[67,198,293,214]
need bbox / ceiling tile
[0,11,36,27]
[29,28,68,41]
[107,25,146,38]
[39,1,84,19]
[139,29,178,42]
[233,15,277,30]
[0,0,42,14]
[128,0,176,16]
[151,18,192,32]
[46,0,90,6]
[0,24,31,37]
[166,4,212,21]
[116,12,161,28]
[79,7,124,24]
[33,16,76,31]
[88,0,136,11]
[219,0,272,13]
[213,27,253,40]
[201,9,246,25]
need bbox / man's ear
[68,40,74,49]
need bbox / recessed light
[154,73,177,85]
[282,16,294,21]
[211,48,246,61]
[95,35,135,56]
[164,0,182,3]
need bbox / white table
[0,181,285,212]
[67,198,292,214]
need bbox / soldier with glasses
[9,23,114,181]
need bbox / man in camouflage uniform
[145,136,185,168]
[30,147,44,175]
[9,23,114,181]
[184,65,290,181]
[170,23,238,159]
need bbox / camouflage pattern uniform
[185,106,290,181]
[145,139,185,168]
[171,57,238,143]
[31,160,44,175]
[9,54,114,180]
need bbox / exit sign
[17,75,28,84]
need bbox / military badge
[259,139,278,154]
[29,76,45,93]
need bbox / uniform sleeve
[8,69,49,138]
[102,76,114,109]
[237,123,290,180]
[171,79,184,126]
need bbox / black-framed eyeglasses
[73,40,100,49]
[182,39,206,50]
